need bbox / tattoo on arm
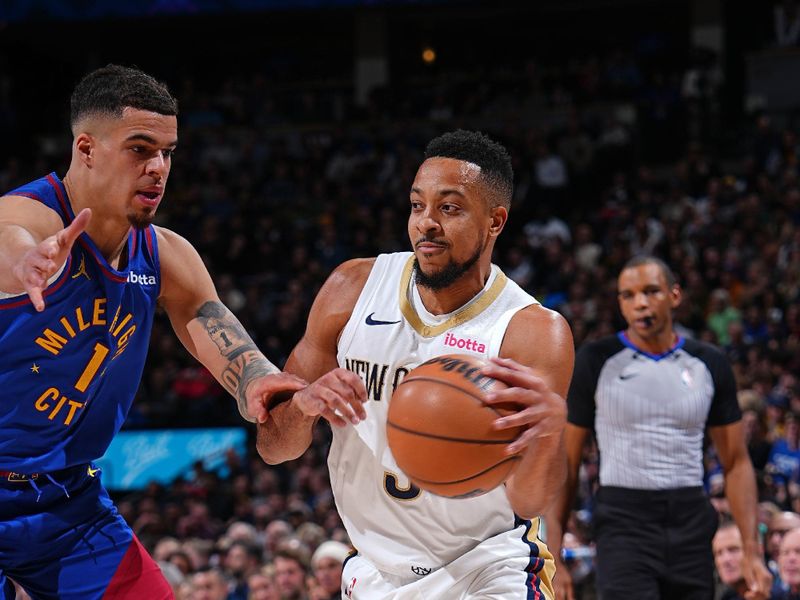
[195,301,279,415]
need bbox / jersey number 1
[74,342,110,392]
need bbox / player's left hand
[245,372,308,424]
[739,551,772,600]
[481,356,567,455]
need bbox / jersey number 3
[384,471,421,501]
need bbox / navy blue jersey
[0,174,160,472]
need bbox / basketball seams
[386,421,517,444]
[408,455,521,486]
[396,375,506,416]
[387,354,522,497]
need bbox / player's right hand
[553,558,576,600]
[12,208,91,312]
[292,368,367,427]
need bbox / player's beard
[127,208,155,230]
[413,241,483,291]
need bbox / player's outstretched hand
[481,356,567,455]
[292,368,367,427]
[12,208,91,312]
[246,372,308,424]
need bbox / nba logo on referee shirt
[680,368,693,388]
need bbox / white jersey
[333,252,545,579]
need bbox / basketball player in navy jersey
[0,65,306,599]
[257,130,574,599]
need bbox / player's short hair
[70,64,178,130]
[424,129,513,210]
[622,255,677,288]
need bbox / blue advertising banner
[95,428,247,490]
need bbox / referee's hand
[739,552,772,600]
[553,558,575,600]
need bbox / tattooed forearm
[195,301,279,419]
[221,349,279,405]
[195,301,251,359]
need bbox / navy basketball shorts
[0,465,172,599]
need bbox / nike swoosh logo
[365,312,401,326]
[619,373,637,380]
[87,466,100,477]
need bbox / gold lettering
[75,307,90,331]
[116,325,136,349]
[112,314,133,337]
[60,317,76,338]
[93,298,107,325]
[35,387,59,411]
[64,401,84,425]
[35,329,68,356]
[48,395,68,421]
[108,304,121,333]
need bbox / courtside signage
[96,427,247,490]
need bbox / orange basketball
[386,353,523,499]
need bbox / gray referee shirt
[567,332,741,490]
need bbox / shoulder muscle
[154,226,216,306]
[501,304,575,396]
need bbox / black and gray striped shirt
[568,332,741,490]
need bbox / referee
[546,256,772,600]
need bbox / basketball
[386,354,523,499]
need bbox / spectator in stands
[223,540,262,600]
[167,549,194,577]
[713,521,747,599]
[308,541,350,600]
[767,512,800,583]
[154,536,183,562]
[157,560,186,597]
[274,543,311,600]
[247,565,280,600]
[774,527,800,599]
[708,289,742,346]
[264,519,293,560]
[560,531,596,599]
[767,412,800,499]
[742,405,773,474]
[191,567,230,600]
[295,522,327,553]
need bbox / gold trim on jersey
[397,255,508,338]
[525,516,556,599]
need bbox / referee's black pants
[594,486,719,600]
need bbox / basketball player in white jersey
[257,130,574,599]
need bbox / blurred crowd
[2,32,800,599]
